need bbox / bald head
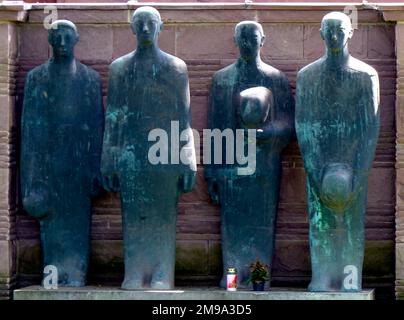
[48,20,79,59]
[131,6,163,47]
[132,6,162,24]
[320,12,353,53]
[235,21,264,41]
[49,20,78,34]
[234,21,265,60]
[321,12,352,32]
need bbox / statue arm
[177,65,196,194]
[204,78,220,203]
[20,72,49,219]
[257,75,296,151]
[100,64,123,193]
[295,72,323,192]
[352,72,380,193]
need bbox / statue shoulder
[212,63,237,86]
[161,51,188,75]
[297,58,323,82]
[347,57,378,78]
[109,52,134,76]
[77,61,101,83]
[260,63,292,90]
[260,63,284,78]
[26,62,50,84]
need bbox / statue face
[49,25,78,58]
[321,18,352,52]
[132,11,162,46]
[235,24,264,60]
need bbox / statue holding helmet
[205,20,295,289]
[295,12,380,292]
[20,20,104,287]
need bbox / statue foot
[65,280,86,287]
[151,270,173,290]
[150,280,173,290]
[121,277,144,290]
[308,279,339,292]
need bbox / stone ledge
[13,286,375,300]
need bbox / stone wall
[0,2,399,299]
[0,20,18,299]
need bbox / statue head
[234,21,265,60]
[239,86,272,128]
[131,6,163,47]
[320,12,353,53]
[48,20,79,59]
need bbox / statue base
[13,286,374,300]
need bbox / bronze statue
[101,6,196,290]
[205,21,295,289]
[295,12,380,291]
[20,20,104,287]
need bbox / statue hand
[102,174,120,193]
[207,178,220,204]
[23,191,49,219]
[181,172,196,193]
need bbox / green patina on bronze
[101,6,196,290]
[295,12,380,292]
[205,20,295,289]
[20,20,104,287]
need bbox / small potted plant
[247,260,270,291]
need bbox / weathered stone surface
[176,240,209,275]
[367,168,395,205]
[16,239,41,275]
[89,240,123,277]
[0,24,17,60]
[303,24,324,60]
[189,95,208,132]
[0,169,10,207]
[75,25,113,61]
[0,240,11,277]
[0,95,13,132]
[279,167,307,204]
[349,26,368,59]
[262,24,304,60]
[363,241,394,277]
[13,286,375,300]
[396,243,404,280]
[368,24,395,59]
[179,170,211,203]
[208,240,222,276]
[176,25,237,60]
[28,9,129,24]
[380,95,395,132]
[396,25,404,59]
[111,25,136,60]
[18,24,49,60]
